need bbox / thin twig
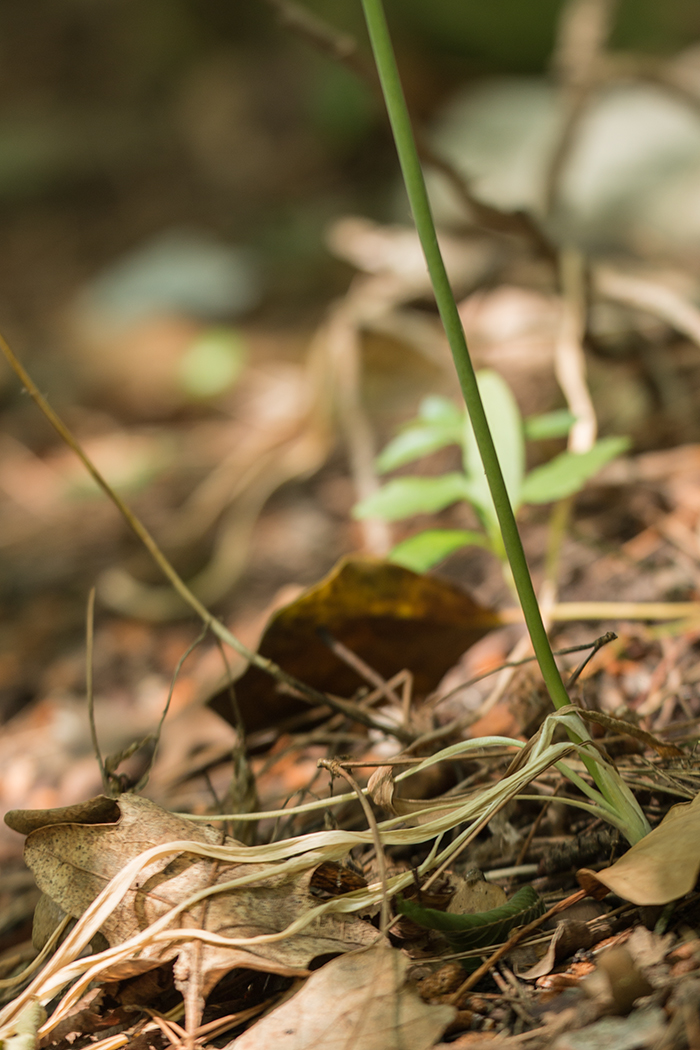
[318,758,390,932]
[448,888,588,1003]
[544,0,620,215]
[568,630,616,686]
[419,791,522,895]
[403,635,612,757]
[515,783,562,867]
[136,625,209,792]
[85,586,108,793]
[0,333,415,745]
[317,627,405,708]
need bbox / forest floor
[3,4,700,1047]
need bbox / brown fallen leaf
[209,556,501,735]
[577,791,700,905]
[518,920,602,980]
[222,944,455,1050]
[4,794,379,1034]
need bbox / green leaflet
[396,884,544,962]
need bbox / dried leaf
[6,794,379,1002]
[578,792,700,905]
[573,709,682,758]
[367,765,482,824]
[223,945,455,1050]
[518,920,600,980]
[210,556,501,734]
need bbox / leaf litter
[6,9,700,1050]
[4,288,700,1048]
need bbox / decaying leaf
[367,764,478,823]
[223,944,455,1050]
[4,795,379,1017]
[209,555,501,734]
[577,792,700,905]
[518,920,602,980]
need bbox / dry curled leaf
[223,944,455,1050]
[367,764,474,823]
[518,920,602,980]
[577,792,700,905]
[5,794,379,1006]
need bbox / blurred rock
[429,77,700,262]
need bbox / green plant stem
[360,0,649,842]
[360,0,570,713]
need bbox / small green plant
[354,371,629,575]
[360,0,651,846]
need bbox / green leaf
[389,529,489,572]
[418,395,463,426]
[377,423,462,473]
[376,396,463,472]
[353,474,470,521]
[462,370,525,520]
[177,327,247,398]
[396,885,545,965]
[520,435,630,504]
[524,409,576,440]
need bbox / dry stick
[419,792,524,896]
[319,306,392,557]
[85,586,108,793]
[318,758,390,933]
[0,334,415,745]
[401,635,614,757]
[135,624,209,795]
[210,633,259,841]
[541,248,593,609]
[317,627,405,709]
[448,888,588,1004]
[432,635,614,711]
[568,630,616,687]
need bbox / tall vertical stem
[360,0,572,713]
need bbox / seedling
[354,372,629,574]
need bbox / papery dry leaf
[209,556,501,734]
[223,944,455,1050]
[5,795,379,1002]
[577,792,700,905]
[367,764,474,824]
[518,920,600,980]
